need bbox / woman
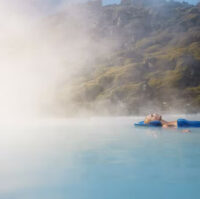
[144,113,178,128]
[139,113,200,132]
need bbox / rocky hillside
[55,0,200,116]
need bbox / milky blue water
[0,116,200,199]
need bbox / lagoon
[0,116,200,199]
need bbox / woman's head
[144,113,162,124]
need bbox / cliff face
[56,0,200,115]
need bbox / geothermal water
[0,116,200,199]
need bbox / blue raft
[134,119,200,128]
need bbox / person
[139,113,200,132]
[144,113,178,128]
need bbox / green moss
[162,70,183,88]
[186,86,200,96]
[188,42,200,60]
[146,44,161,53]
[148,78,163,89]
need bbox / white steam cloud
[0,1,61,120]
[0,0,110,121]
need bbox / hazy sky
[34,0,200,9]
[54,0,199,6]
[31,0,198,15]
[102,0,199,6]
[9,0,197,15]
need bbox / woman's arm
[162,121,190,132]
[161,120,177,128]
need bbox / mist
[0,0,199,120]
[0,0,114,121]
[0,2,64,121]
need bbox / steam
[0,0,112,121]
[0,1,59,120]
[0,0,196,120]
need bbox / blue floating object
[177,119,200,128]
[134,120,162,127]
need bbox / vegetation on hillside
[56,0,200,115]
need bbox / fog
[0,0,114,121]
[0,0,199,121]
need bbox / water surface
[0,116,200,199]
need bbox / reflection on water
[0,117,200,199]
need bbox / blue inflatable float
[134,119,200,128]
